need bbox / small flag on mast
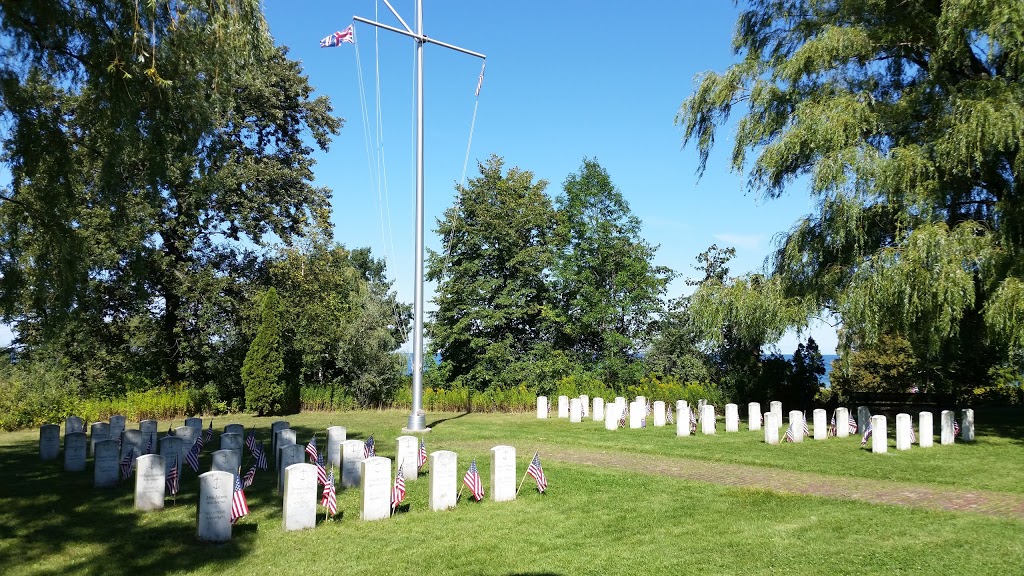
[392,465,406,510]
[167,456,180,496]
[321,24,355,48]
[364,435,375,458]
[463,459,484,501]
[322,467,338,516]
[418,439,427,470]
[526,453,547,493]
[475,61,485,97]
[230,475,249,524]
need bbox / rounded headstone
[224,423,245,437]
[108,415,126,441]
[871,415,888,453]
[220,432,244,453]
[278,444,305,493]
[569,398,583,423]
[327,426,346,469]
[283,463,318,531]
[65,416,85,435]
[961,408,975,442]
[813,409,827,440]
[835,407,851,437]
[135,454,166,511]
[895,413,912,450]
[197,471,233,542]
[360,457,392,521]
[39,424,60,461]
[341,439,365,489]
[724,404,739,432]
[653,401,667,427]
[63,432,87,472]
[429,450,458,511]
[396,436,419,481]
[94,439,121,488]
[701,405,716,435]
[490,445,516,503]
[748,402,762,431]
[536,396,549,419]
[764,412,780,445]
[918,411,934,448]
[592,397,605,422]
[211,449,241,485]
[89,422,110,456]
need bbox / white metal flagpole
[353,1,485,434]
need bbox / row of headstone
[40,415,211,463]
[197,444,520,542]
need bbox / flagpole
[353,0,485,436]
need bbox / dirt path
[533,446,1024,520]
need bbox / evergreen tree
[789,337,825,410]
[242,287,286,415]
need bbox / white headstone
[857,406,872,435]
[895,413,912,450]
[536,396,549,419]
[940,410,955,445]
[270,420,289,461]
[134,454,166,510]
[961,408,975,442]
[327,426,346,469]
[65,416,84,435]
[788,411,805,442]
[175,426,197,451]
[604,403,620,430]
[813,409,827,440]
[139,420,158,453]
[63,432,87,472]
[89,422,110,456]
[429,450,458,512]
[211,449,242,485]
[748,402,762,431]
[283,463,318,531]
[360,457,392,521]
[557,396,569,418]
[871,415,887,453]
[224,423,245,437]
[724,404,739,432]
[490,445,516,503]
[184,417,203,433]
[39,424,60,460]
[121,429,143,461]
[341,439,365,488]
[278,444,304,492]
[396,435,419,481]
[569,398,583,423]
[108,415,126,441]
[197,471,233,542]
[836,407,851,437]
[580,395,589,417]
[764,412,780,445]
[629,401,644,429]
[653,401,667,427]
[275,429,297,471]
[220,432,244,453]
[593,397,605,422]
[94,439,120,488]
[701,405,716,435]
[769,401,783,425]
[677,405,692,437]
[614,397,626,412]
[159,435,184,477]
[918,411,934,448]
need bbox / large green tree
[677,0,1024,389]
[0,1,340,388]
[552,159,674,385]
[427,155,557,391]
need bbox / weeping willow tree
[677,0,1024,389]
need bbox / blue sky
[260,0,839,354]
[0,1,837,354]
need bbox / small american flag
[463,459,484,501]
[418,439,427,470]
[666,405,674,425]
[255,440,268,470]
[801,414,810,438]
[230,475,249,524]
[320,24,355,48]
[143,438,152,456]
[848,416,858,434]
[689,409,698,433]
[645,401,652,416]
[828,412,837,437]
[784,424,795,443]
[120,448,135,480]
[364,435,375,458]
[243,464,258,489]
[166,456,179,496]
[316,452,328,486]
[526,453,547,493]
[908,419,917,444]
[861,422,873,446]
[392,465,406,510]
[305,435,319,463]
[618,405,628,428]
[953,418,961,437]
[204,421,214,444]
[245,429,256,453]
[322,467,338,516]
[185,440,202,472]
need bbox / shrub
[242,287,286,415]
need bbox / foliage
[788,337,826,408]
[830,333,924,401]
[677,0,1024,391]
[427,155,557,391]
[552,158,674,384]
[242,288,286,415]
[0,2,340,387]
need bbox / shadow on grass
[977,406,1024,446]
[0,440,257,576]
[426,411,471,429]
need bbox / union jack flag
[418,439,427,470]
[526,453,547,493]
[320,24,355,48]
[392,465,406,510]
[463,459,484,501]
[230,475,249,524]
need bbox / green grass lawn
[0,409,1022,575]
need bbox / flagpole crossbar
[353,1,485,434]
